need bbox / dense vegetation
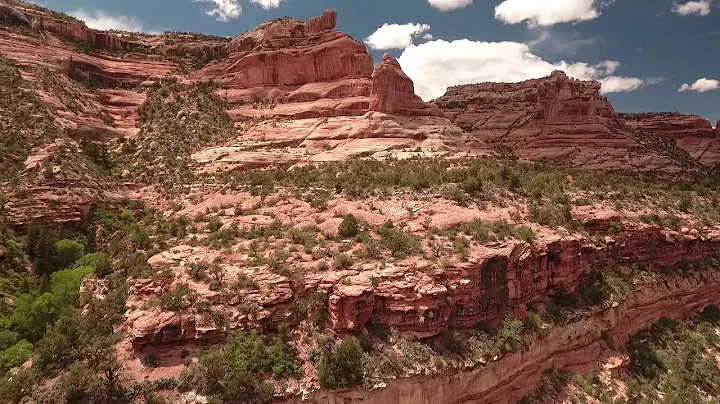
[0,55,60,182]
[221,158,720,229]
[114,79,236,193]
[0,202,178,403]
[521,306,720,404]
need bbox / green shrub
[338,215,360,238]
[53,239,85,271]
[334,253,354,270]
[627,336,665,379]
[179,330,300,403]
[494,318,525,354]
[377,222,421,259]
[207,217,222,232]
[160,285,195,311]
[699,305,720,324]
[0,339,32,372]
[317,336,364,389]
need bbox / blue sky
[33,0,720,123]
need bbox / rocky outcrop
[283,268,720,404]
[196,10,373,87]
[435,71,686,173]
[326,226,720,337]
[619,112,715,139]
[619,112,720,166]
[1,0,144,51]
[124,225,720,347]
[306,9,337,34]
[369,53,440,116]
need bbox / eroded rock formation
[282,269,720,404]
[435,71,688,173]
[196,10,373,87]
[126,225,720,345]
[369,53,440,116]
[620,112,720,166]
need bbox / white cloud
[70,9,144,32]
[423,33,434,40]
[679,78,720,92]
[195,0,241,21]
[428,0,473,11]
[599,76,662,93]
[249,0,285,9]
[672,1,712,16]
[396,39,658,100]
[364,23,431,50]
[495,0,600,26]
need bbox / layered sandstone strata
[620,112,720,166]
[126,225,720,346]
[435,71,685,172]
[195,10,373,88]
[282,269,720,404]
[369,53,440,116]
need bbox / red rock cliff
[619,112,720,166]
[369,53,440,116]
[195,10,374,87]
[435,71,688,173]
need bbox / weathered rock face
[283,269,720,404]
[196,10,373,88]
[619,112,720,166]
[327,226,720,337]
[125,225,720,347]
[619,112,715,139]
[369,53,440,116]
[2,0,143,51]
[435,71,686,173]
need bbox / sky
[31,0,720,123]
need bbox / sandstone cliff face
[619,112,715,140]
[620,112,720,166]
[282,269,720,404]
[125,225,720,346]
[327,226,720,337]
[435,71,686,173]
[1,0,143,51]
[196,10,373,88]
[369,53,440,116]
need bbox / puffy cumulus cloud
[195,0,242,21]
[679,78,720,92]
[494,0,600,26]
[428,0,473,11]
[396,39,658,100]
[364,23,431,50]
[672,1,712,16]
[599,76,662,93]
[249,0,284,9]
[70,9,144,32]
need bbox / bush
[317,336,364,389]
[179,330,300,403]
[377,222,421,259]
[627,336,665,379]
[160,284,195,311]
[0,339,33,372]
[494,318,525,354]
[53,239,85,271]
[338,215,360,238]
[333,253,354,270]
[75,252,111,277]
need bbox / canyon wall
[282,269,720,404]
[127,225,720,346]
[434,71,689,173]
[620,112,720,166]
